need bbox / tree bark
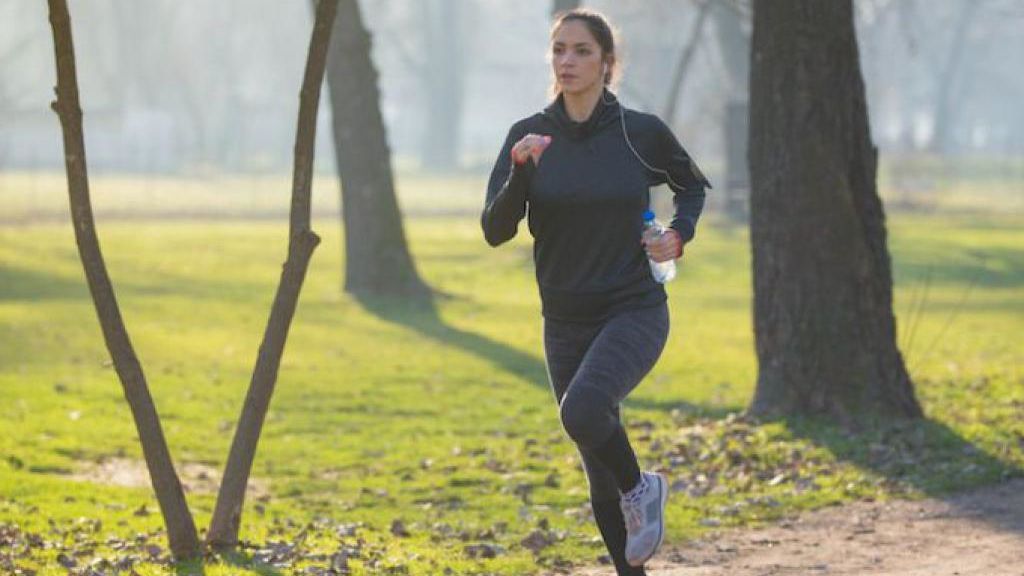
[747,0,923,429]
[45,0,201,561]
[324,0,431,296]
[206,0,333,550]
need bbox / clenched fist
[511,133,552,165]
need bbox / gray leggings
[543,303,669,502]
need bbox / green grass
[0,175,1022,575]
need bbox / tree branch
[45,0,201,561]
[206,0,335,549]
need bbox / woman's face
[551,20,606,96]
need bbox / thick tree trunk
[206,0,333,549]
[747,0,923,429]
[325,0,431,296]
[46,0,201,561]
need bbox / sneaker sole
[627,473,669,567]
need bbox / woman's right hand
[511,133,552,165]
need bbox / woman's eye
[577,48,591,56]
[553,47,563,55]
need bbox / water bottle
[642,210,676,284]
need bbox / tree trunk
[551,0,581,19]
[206,0,333,550]
[325,0,431,296]
[747,0,923,429]
[45,0,201,561]
[420,0,463,172]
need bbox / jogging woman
[481,9,709,574]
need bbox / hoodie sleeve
[652,118,710,244]
[481,125,535,247]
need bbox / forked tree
[46,0,340,559]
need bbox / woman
[481,9,709,575]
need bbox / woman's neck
[562,86,603,122]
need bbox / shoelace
[620,481,648,532]
[621,499,643,532]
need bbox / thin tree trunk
[325,0,431,296]
[420,0,463,172]
[747,0,923,429]
[930,0,979,154]
[206,0,334,549]
[46,0,201,561]
[662,0,712,127]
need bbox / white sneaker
[620,471,668,567]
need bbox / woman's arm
[654,118,710,246]
[481,126,535,247]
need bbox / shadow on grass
[172,557,207,576]
[353,292,551,393]
[173,550,286,576]
[623,395,736,418]
[354,292,743,414]
[0,260,277,305]
[0,264,88,301]
[760,411,1024,535]
[353,292,739,421]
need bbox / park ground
[586,477,1024,575]
[0,170,1021,574]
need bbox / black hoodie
[482,90,709,322]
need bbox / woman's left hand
[643,229,683,263]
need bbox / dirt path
[581,478,1024,576]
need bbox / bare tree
[45,0,201,561]
[323,0,431,296]
[747,0,923,428]
[207,0,337,549]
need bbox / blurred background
[2,0,1021,221]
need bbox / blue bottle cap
[642,210,655,221]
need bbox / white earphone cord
[601,91,690,192]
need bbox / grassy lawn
[0,174,1021,575]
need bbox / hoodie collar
[543,88,621,141]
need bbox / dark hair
[550,9,618,91]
